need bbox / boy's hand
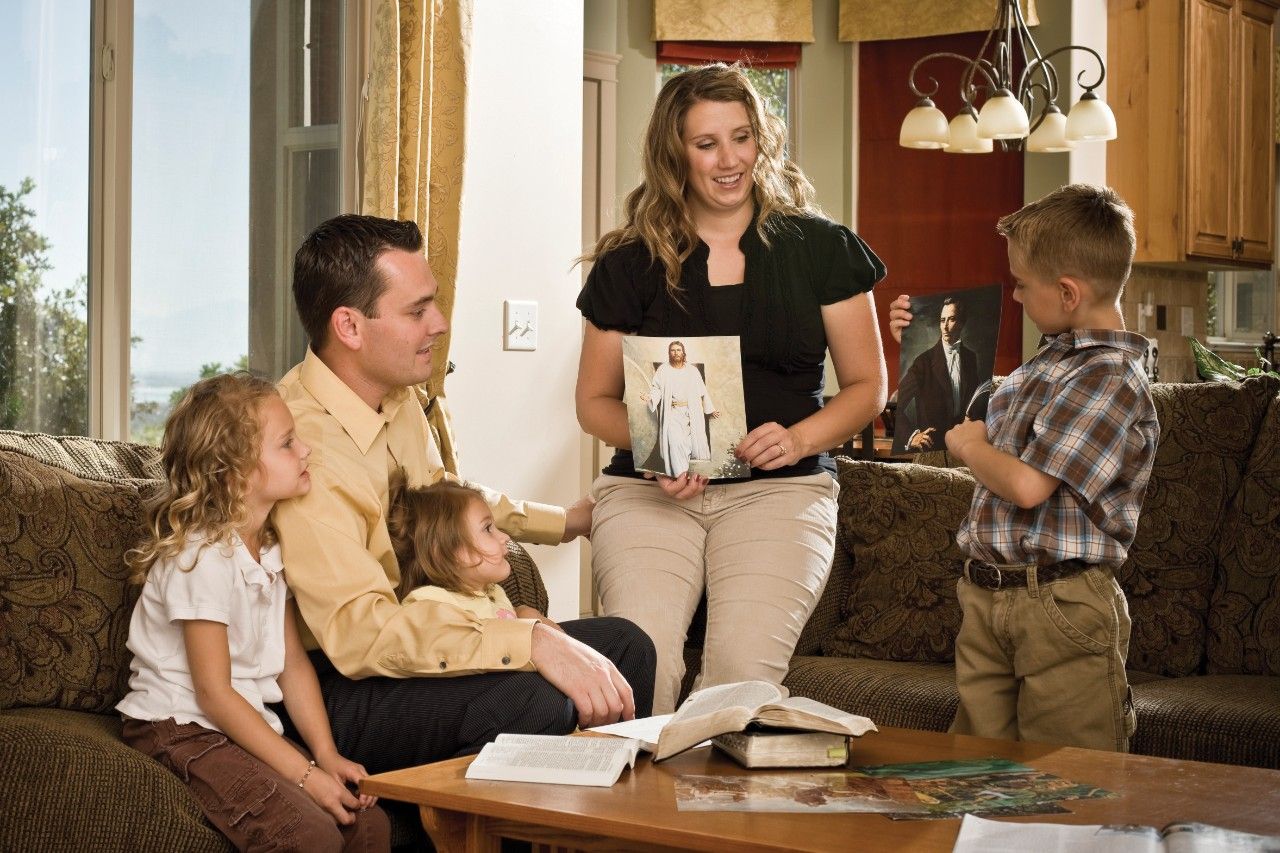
[945,418,989,462]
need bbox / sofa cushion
[1118,377,1280,677]
[823,461,974,663]
[0,707,231,852]
[1128,674,1280,769]
[784,656,958,734]
[0,447,152,712]
[1208,388,1280,676]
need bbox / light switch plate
[503,300,537,351]
[1181,306,1194,337]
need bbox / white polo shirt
[117,532,289,735]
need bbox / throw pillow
[822,460,973,662]
[0,449,152,712]
[1208,387,1280,676]
[1118,376,1280,676]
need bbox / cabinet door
[1235,2,1276,263]
[1186,0,1236,260]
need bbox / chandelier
[898,0,1117,153]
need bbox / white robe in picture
[648,363,716,477]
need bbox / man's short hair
[292,214,424,350]
[996,183,1136,299]
[940,296,966,326]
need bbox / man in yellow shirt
[273,214,655,771]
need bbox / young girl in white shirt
[387,475,558,627]
[117,373,389,853]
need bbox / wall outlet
[503,300,537,351]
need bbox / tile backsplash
[1120,265,1208,383]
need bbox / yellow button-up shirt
[273,350,566,678]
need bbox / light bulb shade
[1026,107,1075,152]
[944,110,993,153]
[899,99,949,149]
[1065,93,1117,141]
[976,90,1030,139]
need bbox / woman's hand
[644,470,709,500]
[736,423,807,471]
[888,294,913,344]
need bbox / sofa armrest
[500,542,549,614]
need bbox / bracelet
[297,760,317,788]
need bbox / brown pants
[122,717,390,853]
[949,565,1137,751]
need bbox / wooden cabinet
[1109,0,1277,267]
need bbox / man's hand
[561,494,595,542]
[529,622,635,727]
[888,294,913,344]
[945,418,989,463]
[907,428,935,451]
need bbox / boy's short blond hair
[996,183,1136,300]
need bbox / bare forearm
[577,396,632,449]
[791,380,887,456]
[954,440,1058,509]
[197,687,312,780]
[277,660,339,761]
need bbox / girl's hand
[515,605,563,631]
[644,470,708,500]
[736,423,806,471]
[318,754,379,811]
[301,760,364,825]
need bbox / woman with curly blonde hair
[118,373,389,852]
[576,63,890,713]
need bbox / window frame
[84,0,363,440]
[1207,269,1277,349]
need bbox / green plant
[1186,337,1280,382]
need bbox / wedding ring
[776,443,787,455]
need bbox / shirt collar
[298,349,411,455]
[1047,328,1149,358]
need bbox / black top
[577,214,885,481]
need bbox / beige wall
[451,0,585,620]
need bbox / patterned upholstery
[822,461,974,663]
[1209,390,1280,676]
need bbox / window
[1208,270,1276,346]
[1,0,354,442]
[656,42,800,146]
[0,2,92,436]
[659,64,794,137]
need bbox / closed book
[712,729,849,768]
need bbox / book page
[464,734,639,787]
[655,681,787,762]
[588,713,674,752]
[953,815,1161,853]
[754,696,877,737]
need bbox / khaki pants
[950,565,1137,751]
[590,473,838,714]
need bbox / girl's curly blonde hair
[386,472,493,599]
[127,372,279,583]
[583,63,823,298]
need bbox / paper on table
[588,714,711,753]
[952,814,1280,853]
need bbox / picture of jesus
[641,340,721,477]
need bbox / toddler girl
[117,373,389,853]
[387,475,558,627]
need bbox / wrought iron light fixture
[898,0,1116,153]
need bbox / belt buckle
[989,564,1002,590]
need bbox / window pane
[130,0,345,444]
[1231,272,1274,337]
[660,64,791,131]
[0,2,91,435]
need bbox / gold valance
[838,1,1038,43]
[653,0,814,43]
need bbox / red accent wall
[858,33,1026,388]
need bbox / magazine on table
[952,813,1280,852]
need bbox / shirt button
[438,661,447,670]
[501,655,511,665]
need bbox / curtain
[360,0,471,473]
[653,0,814,43]
[838,0,1038,43]
[656,41,802,69]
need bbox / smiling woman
[574,64,889,714]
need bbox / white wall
[452,0,584,620]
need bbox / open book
[464,733,640,787]
[655,681,877,762]
[953,813,1280,853]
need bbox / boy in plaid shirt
[943,184,1159,751]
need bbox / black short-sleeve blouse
[578,214,885,481]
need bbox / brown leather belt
[963,558,1092,591]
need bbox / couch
[682,375,1280,769]
[0,429,550,852]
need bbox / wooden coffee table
[361,726,1280,852]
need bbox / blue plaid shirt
[956,329,1159,566]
